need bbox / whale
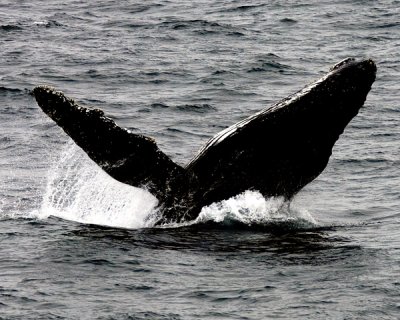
[33,58,376,224]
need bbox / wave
[216,4,266,13]
[157,19,245,37]
[0,86,23,96]
[0,24,23,32]
[0,20,62,33]
[161,19,224,30]
[334,157,399,165]
[176,104,216,113]
[128,3,163,14]
[280,18,298,24]
[247,61,295,74]
[151,102,216,113]
[151,102,169,109]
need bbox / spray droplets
[40,142,159,229]
[196,190,317,229]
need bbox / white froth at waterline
[196,190,317,228]
[38,142,159,228]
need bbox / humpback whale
[33,58,376,225]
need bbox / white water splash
[33,142,316,230]
[36,142,159,228]
[195,190,317,228]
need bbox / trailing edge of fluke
[33,58,376,224]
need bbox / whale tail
[33,58,376,224]
[33,86,187,203]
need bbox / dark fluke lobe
[33,58,376,225]
[33,86,186,204]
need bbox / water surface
[0,0,399,319]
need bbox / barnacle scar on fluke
[33,58,376,225]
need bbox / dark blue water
[1,1,399,319]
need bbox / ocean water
[1,0,399,319]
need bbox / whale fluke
[33,86,187,203]
[34,58,376,224]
